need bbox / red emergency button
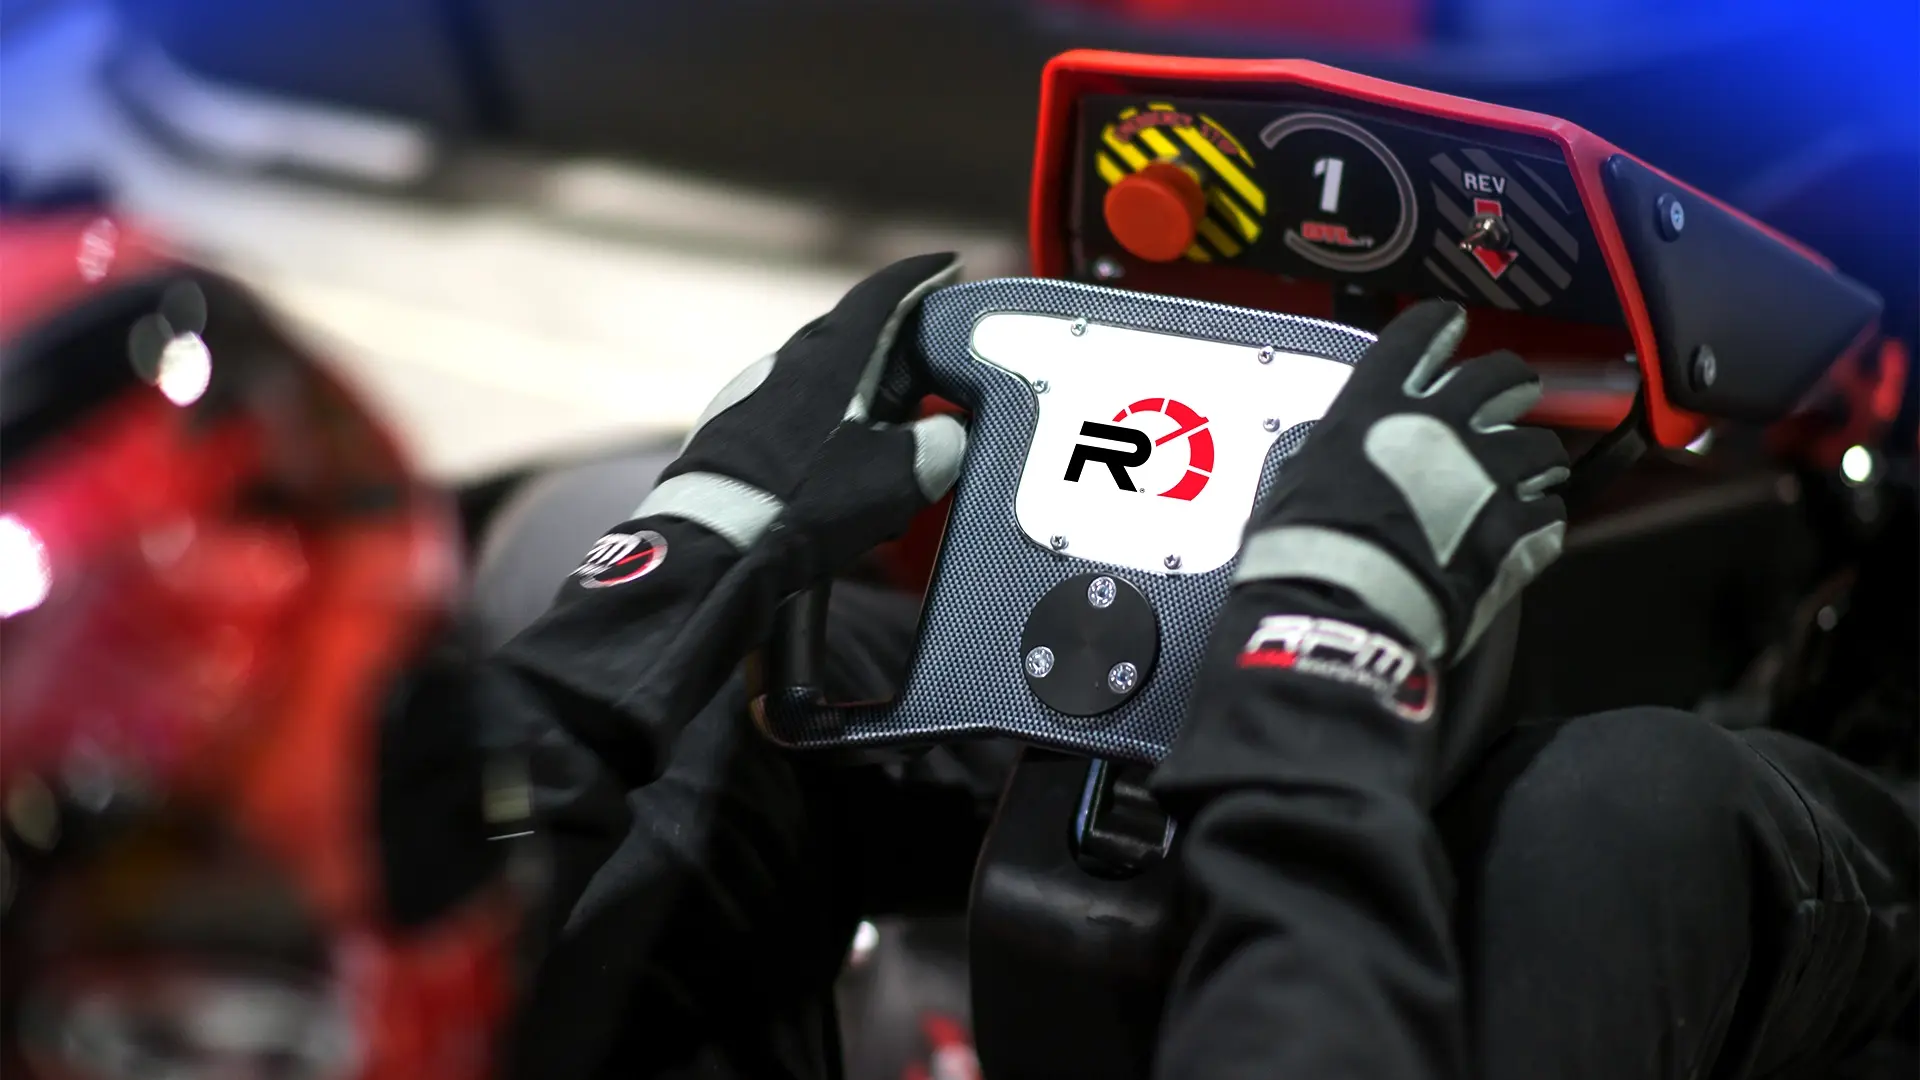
[1103,163,1207,263]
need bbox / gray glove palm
[1237,300,1569,665]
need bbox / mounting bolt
[1257,347,1276,364]
[1106,661,1139,695]
[1033,378,1050,394]
[1069,317,1089,336]
[1163,554,1183,571]
[1092,257,1124,281]
[1656,193,1686,240]
[1690,345,1718,391]
[1262,417,1281,432]
[1049,535,1069,551]
[1025,646,1056,679]
[1087,576,1117,609]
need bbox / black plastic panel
[1602,153,1882,422]
[970,752,1181,1080]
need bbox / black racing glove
[1156,299,1569,806]
[496,254,967,783]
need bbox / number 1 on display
[1312,156,1346,214]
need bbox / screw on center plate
[1163,554,1183,571]
[1087,576,1117,609]
[1049,535,1068,551]
[1262,417,1281,432]
[1025,646,1056,678]
[1107,662,1139,694]
[1069,317,1089,336]
[1257,347,1276,364]
[1033,378,1050,394]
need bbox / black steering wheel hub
[1020,572,1160,718]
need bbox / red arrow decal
[1472,246,1516,279]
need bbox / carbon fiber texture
[760,278,1374,765]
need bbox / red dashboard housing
[1027,50,1862,450]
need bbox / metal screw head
[1106,661,1139,695]
[1257,347,1276,364]
[1025,646,1056,679]
[1262,417,1281,432]
[1163,554,1183,571]
[1656,193,1686,240]
[1087,576,1117,609]
[1690,345,1717,390]
[1092,257,1124,281]
[1069,317,1089,336]
[1049,535,1069,551]
[1033,378,1050,394]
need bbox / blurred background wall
[0,0,1029,478]
[2,0,1913,481]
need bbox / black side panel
[1602,153,1881,422]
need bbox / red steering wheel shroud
[1026,50,1864,450]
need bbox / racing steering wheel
[754,277,1519,780]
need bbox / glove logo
[573,529,668,588]
[1063,397,1214,501]
[1240,614,1435,722]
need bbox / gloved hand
[639,252,968,585]
[1155,299,1568,806]
[1237,298,1569,667]
[497,254,967,784]
[1150,301,1561,1080]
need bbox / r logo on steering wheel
[1063,397,1215,501]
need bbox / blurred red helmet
[0,216,523,1080]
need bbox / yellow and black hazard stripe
[1096,103,1267,263]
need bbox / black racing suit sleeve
[492,516,780,786]
[1147,581,1465,1080]
[480,568,977,1080]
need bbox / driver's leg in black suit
[1435,709,1917,1080]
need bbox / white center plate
[969,312,1356,576]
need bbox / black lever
[1074,759,1173,878]
[1562,383,1651,510]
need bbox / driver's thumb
[906,412,967,503]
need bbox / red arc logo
[1112,397,1214,501]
